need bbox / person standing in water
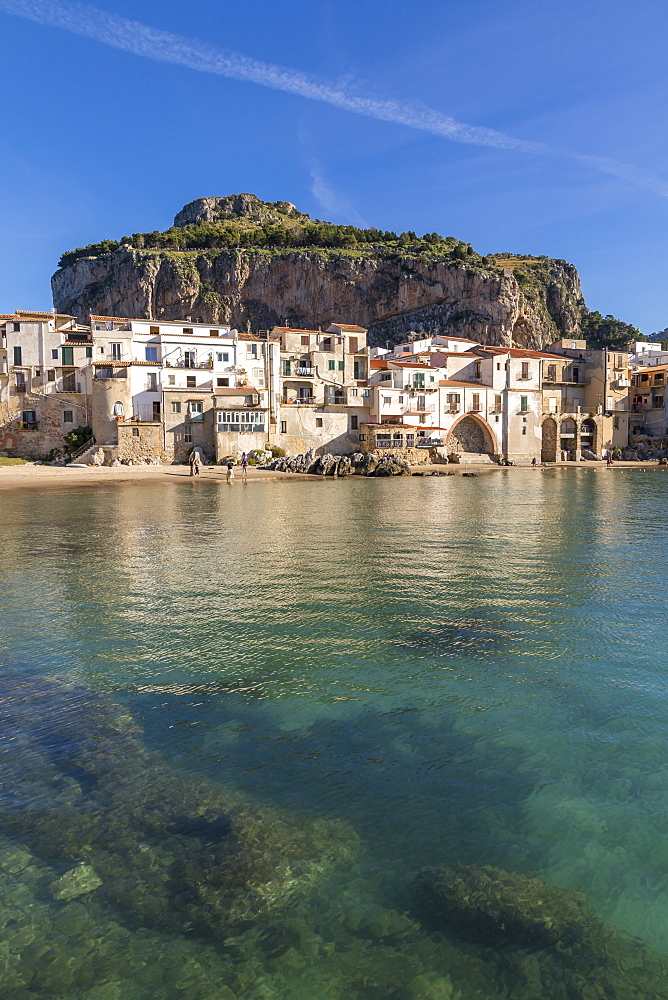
[226,459,235,483]
[241,452,248,480]
[189,449,200,477]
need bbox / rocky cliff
[52,196,586,348]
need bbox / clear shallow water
[1,469,668,999]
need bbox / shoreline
[0,460,665,491]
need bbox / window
[150,326,159,335]
[413,373,425,388]
[359,433,367,442]
[13,322,20,332]
[616,355,623,368]
[338,360,344,371]
[13,346,22,365]
[210,330,219,337]
[398,394,403,403]
[573,367,579,383]
[520,396,528,412]
[147,373,158,391]
[280,420,287,433]
[186,376,196,388]
[349,337,358,354]
[184,431,192,443]
[362,389,370,397]
[613,417,619,429]
[222,353,229,362]
[475,362,482,378]
[61,346,74,366]
[472,393,480,411]
[283,360,292,377]
[22,409,37,427]
[316,417,323,427]
[52,349,59,360]
[354,360,361,379]
[188,401,203,415]
[247,344,258,357]
[497,363,501,371]
[494,394,502,412]
[168,374,175,385]
[301,335,310,346]
[328,360,335,371]
[97,367,113,379]
[653,396,664,408]
[217,377,230,387]
[350,415,358,430]
[183,327,193,335]
[383,395,392,405]
[184,351,196,368]
[171,402,181,413]
[145,346,158,362]
[322,337,333,351]
[547,364,556,381]
[522,427,527,435]
[521,362,530,379]
[99,346,105,354]
[350,388,358,397]
[63,410,73,423]
[111,343,122,360]
[132,427,139,437]
[47,369,55,382]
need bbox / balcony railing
[14,384,27,393]
[57,381,82,393]
[217,422,265,433]
[19,421,38,430]
[167,359,212,369]
[284,396,315,405]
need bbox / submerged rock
[415,864,668,1000]
[50,863,103,900]
[0,673,360,946]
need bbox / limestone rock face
[52,247,584,350]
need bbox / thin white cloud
[308,160,368,226]
[2,0,668,198]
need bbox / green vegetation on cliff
[581,310,642,350]
[57,217,498,272]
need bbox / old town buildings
[0,308,645,465]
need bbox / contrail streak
[2,0,667,197]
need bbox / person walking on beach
[241,452,248,480]
[226,459,235,483]
[606,452,613,467]
[189,449,200,477]
[531,457,537,467]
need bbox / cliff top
[57,193,575,280]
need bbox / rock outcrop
[414,864,668,1000]
[52,197,586,349]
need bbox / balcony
[403,403,436,415]
[217,422,266,433]
[19,421,38,430]
[283,395,315,405]
[57,380,82,393]
[168,360,212,369]
[14,384,27,394]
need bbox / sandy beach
[0,460,663,491]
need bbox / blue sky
[1,0,667,333]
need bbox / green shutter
[328,360,335,370]
[85,346,92,358]
[338,360,344,371]
[521,396,528,412]
[62,346,74,366]
[283,360,291,376]
[354,361,360,379]
[13,346,22,365]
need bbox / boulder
[414,864,668,1000]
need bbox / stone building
[269,323,370,454]
[0,310,94,458]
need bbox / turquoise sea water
[1,468,668,999]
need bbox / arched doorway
[560,418,577,459]
[541,417,558,462]
[447,414,495,456]
[581,418,597,455]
